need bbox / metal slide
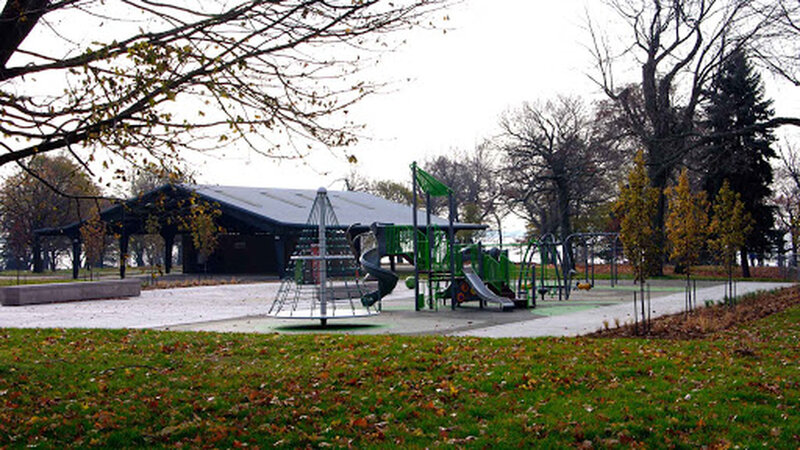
[462,266,515,311]
[360,246,398,307]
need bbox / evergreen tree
[699,48,776,277]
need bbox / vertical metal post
[584,239,589,284]
[556,244,563,301]
[531,262,537,308]
[448,193,456,311]
[640,281,646,330]
[426,192,433,310]
[539,244,546,297]
[477,241,484,278]
[412,163,420,311]
[478,241,484,309]
[317,188,328,321]
[685,278,689,314]
[611,237,617,288]
[633,291,638,335]
[590,241,595,286]
[647,283,653,331]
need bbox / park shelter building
[33,184,483,279]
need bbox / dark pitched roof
[35,184,484,236]
[191,184,467,228]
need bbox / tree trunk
[495,215,503,248]
[0,0,49,71]
[740,246,751,278]
[556,181,574,269]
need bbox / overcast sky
[192,0,800,193]
[193,0,602,189]
[14,0,800,207]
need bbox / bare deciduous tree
[498,96,618,242]
[749,0,800,86]
[0,155,100,270]
[422,142,507,241]
[588,0,800,272]
[0,0,449,184]
[773,143,800,264]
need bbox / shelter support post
[163,232,175,274]
[72,238,81,279]
[32,235,43,273]
[119,233,129,279]
[274,235,286,278]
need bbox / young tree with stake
[709,181,753,305]
[665,168,709,312]
[614,150,659,332]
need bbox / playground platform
[0,279,793,337]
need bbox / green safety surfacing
[589,284,686,292]
[530,303,617,316]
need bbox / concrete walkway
[0,280,793,337]
[452,282,795,338]
[0,283,279,329]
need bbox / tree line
[0,0,450,272]
[353,39,798,278]
[3,0,800,277]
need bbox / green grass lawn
[1,306,798,447]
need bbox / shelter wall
[182,233,292,275]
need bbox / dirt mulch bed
[588,285,800,340]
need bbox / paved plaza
[0,279,793,337]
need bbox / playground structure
[269,170,624,322]
[354,222,519,311]
[350,164,625,311]
[268,188,381,325]
[394,164,624,310]
[514,232,623,304]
